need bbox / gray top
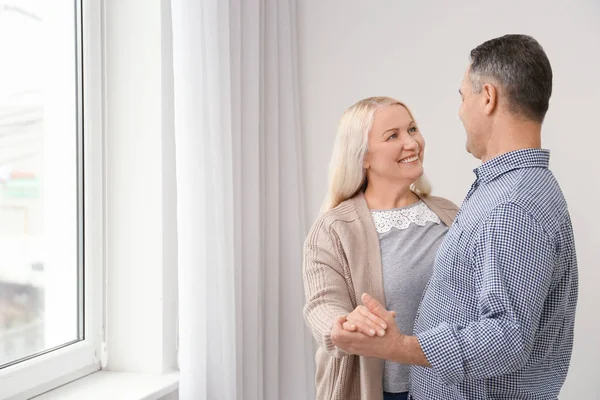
[371,200,449,393]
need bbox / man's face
[458,66,489,160]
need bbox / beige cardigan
[302,192,459,400]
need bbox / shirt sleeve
[417,202,556,384]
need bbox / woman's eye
[408,126,418,134]
[387,133,398,141]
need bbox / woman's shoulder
[419,194,460,226]
[421,194,460,212]
[313,197,360,225]
[306,196,363,242]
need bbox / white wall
[298,1,600,398]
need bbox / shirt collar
[474,148,550,183]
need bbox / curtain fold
[171,0,314,398]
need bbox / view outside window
[0,0,82,367]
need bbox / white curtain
[171,0,315,399]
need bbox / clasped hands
[331,293,406,360]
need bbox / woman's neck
[364,182,419,210]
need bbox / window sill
[33,371,179,400]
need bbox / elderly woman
[303,97,458,400]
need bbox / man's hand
[332,293,431,367]
[332,293,404,359]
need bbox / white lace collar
[370,201,440,233]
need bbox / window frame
[0,0,104,397]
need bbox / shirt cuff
[417,322,465,385]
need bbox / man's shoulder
[477,167,568,230]
[507,168,570,232]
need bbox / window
[0,0,103,397]
[0,0,81,368]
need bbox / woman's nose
[403,136,419,150]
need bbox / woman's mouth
[399,155,419,164]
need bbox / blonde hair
[321,96,431,213]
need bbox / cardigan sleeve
[302,216,355,358]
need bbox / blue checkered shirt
[411,149,578,399]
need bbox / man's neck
[481,117,542,163]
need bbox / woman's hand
[340,304,392,337]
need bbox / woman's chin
[397,164,423,180]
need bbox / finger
[347,309,380,334]
[346,316,384,337]
[332,316,346,334]
[330,316,346,344]
[342,320,357,331]
[358,305,388,329]
[362,293,394,321]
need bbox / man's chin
[466,146,485,161]
[466,144,472,154]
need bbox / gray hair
[469,34,553,123]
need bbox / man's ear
[482,83,498,115]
